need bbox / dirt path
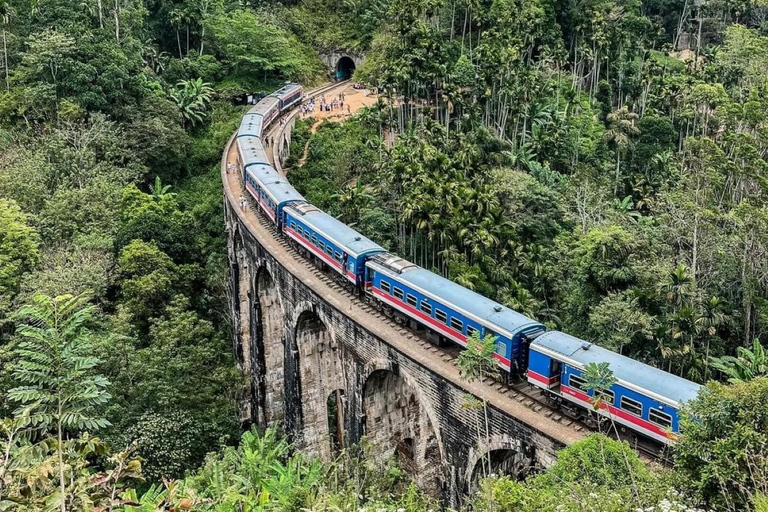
[295,84,378,168]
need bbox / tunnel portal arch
[336,56,356,80]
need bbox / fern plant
[8,293,111,512]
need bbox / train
[235,83,702,446]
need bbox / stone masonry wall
[224,200,563,507]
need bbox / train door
[342,252,350,278]
[519,330,544,377]
[549,360,562,391]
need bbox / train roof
[237,136,270,167]
[238,114,263,138]
[271,83,302,99]
[531,331,702,407]
[368,255,544,340]
[285,203,384,258]
[248,96,279,116]
[248,164,304,205]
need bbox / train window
[649,409,672,429]
[466,325,479,338]
[335,252,342,262]
[420,300,432,315]
[595,389,615,405]
[435,309,447,323]
[495,341,507,356]
[620,396,643,417]
[380,280,391,293]
[406,294,417,307]
[290,221,296,230]
[311,235,318,245]
[303,229,310,239]
[318,241,325,251]
[393,288,404,301]
[568,374,586,391]
[450,317,463,331]
[325,246,333,256]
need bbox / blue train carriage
[282,203,386,285]
[238,113,264,139]
[527,331,702,444]
[236,136,271,180]
[365,254,545,372]
[242,96,280,135]
[272,83,303,112]
[244,164,304,226]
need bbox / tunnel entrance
[336,56,356,80]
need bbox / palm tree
[659,263,695,309]
[169,78,214,129]
[710,339,768,383]
[696,295,727,379]
[603,106,640,195]
[0,0,13,90]
[169,8,184,59]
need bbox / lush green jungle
[1,0,768,509]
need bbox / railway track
[243,81,669,464]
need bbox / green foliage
[169,78,214,129]
[675,378,768,511]
[122,412,213,482]
[0,199,39,317]
[0,433,143,512]
[206,9,324,85]
[9,293,110,433]
[117,240,179,329]
[458,331,500,382]
[470,435,684,512]
[710,339,768,382]
[117,183,198,262]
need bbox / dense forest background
[0,0,767,509]
[291,0,768,385]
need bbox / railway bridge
[222,83,586,505]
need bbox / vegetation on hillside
[0,0,767,509]
[294,0,768,385]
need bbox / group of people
[300,92,352,117]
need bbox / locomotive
[235,84,701,445]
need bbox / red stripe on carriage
[527,370,557,386]
[371,287,512,368]
[284,227,356,284]
[245,183,276,221]
[561,384,671,439]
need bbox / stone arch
[253,266,285,426]
[465,437,535,493]
[362,366,443,496]
[294,306,347,460]
[336,55,356,80]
